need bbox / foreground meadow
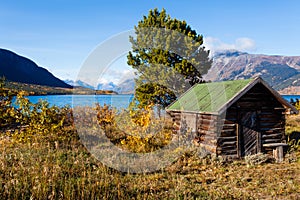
[0,87,300,199]
[0,132,299,199]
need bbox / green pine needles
[127,8,212,109]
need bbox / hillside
[0,48,72,88]
[2,80,119,95]
[204,51,300,94]
[2,81,96,95]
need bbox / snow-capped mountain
[64,78,135,94]
[64,79,94,89]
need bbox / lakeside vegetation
[1,79,300,199]
[3,79,118,95]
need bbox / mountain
[96,82,117,91]
[97,80,135,94]
[65,78,135,94]
[204,50,300,93]
[64,79,94,89]
[0,48,72,88]
[114,78,135,94]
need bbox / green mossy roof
[167,79,253,113]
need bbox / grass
[0,124,300,199]
[286,114,300,153]
[286,114,300,135]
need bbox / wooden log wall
[240,84,285,154]
[167,111,220,154]
[260,110,285,154]
[217,106,238,156]
[217,83,286,156]
[197,113,219,154]
[167,111,181,132]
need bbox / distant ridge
[64,78,135,94]
[204,50,300,93]
[0,48,72,88]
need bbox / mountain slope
[64,79,94,89]
[64,78,136,94]
[114,78,135,94]
[0,48,72,88]
[204,50,300,91]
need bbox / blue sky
[1,0,300,83]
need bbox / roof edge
[217,77,258,114]
[165,109,219,115]
[257,77,298,114]
[218,76,298,114]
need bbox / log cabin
[166,77,298,159]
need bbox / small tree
[127,8,212,109]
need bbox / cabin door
[239,111,260,157]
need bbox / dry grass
[0,131,299,199]
[0,98,299,199]
[286,114,300,153]
[286,114,300,135]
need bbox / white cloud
[204,37,256,55]
[235,38,256,51]
[118,69,137,84]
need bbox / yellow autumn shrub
[95,103,174,153]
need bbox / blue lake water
[282,95,300,102]
[25,94,134,109]
[21,94,300,109]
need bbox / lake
[23,94,300,109]
[25,94,134,109]
[282,95,300,102]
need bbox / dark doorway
[239,111,259,156]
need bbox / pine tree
[127,8,212,108]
